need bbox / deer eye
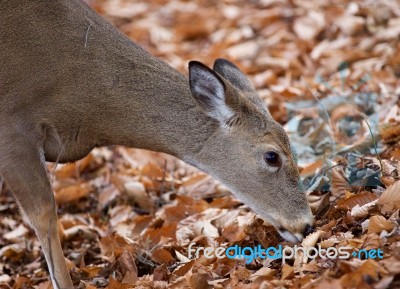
[264,151,280,167]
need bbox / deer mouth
[278,229,303,243]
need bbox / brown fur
[0,1,313,288]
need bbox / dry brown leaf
[169,276,189,288]
[175,250,191,262]
[81,266,102,278]
[213,209,241,228]
[54,183,92,204]
[174,12,215,41]
[109,205,135,227]
[351,199,379,217]
[389,147,400,160]
[209,196,241,209]
[227,41,259,60]
[377,180,400,210]
[319,239,336,249]
[0,244,24,262]
[98,184,121,209]
[173,260,195,277]
[176,208,224,245]
[122,271,138,284]
[118,250,138,279]
[336,15,365,35]
[281,264,294,280]
[295,230,322,265]
[362,233,382,251]
[302,230,322,248]
[381,176,396,187]
[142,162,164,178]
[13,276,32,289]
[152,248,175,264]
[222,222,247,242]
[249,267,275,282]
[309,193,331,214]
[0,275,12,284]
[187,272,212,289]
[3,224,28,241]
[341,259,387,288]
[300,260,320,273]
[164,196,209,225]
[368,215,395,234]
[36,281,53,289]
[380,256,400,275]
[153,263,170,281]
[130,215,153,238]
[313,277,344,289]
[53,153,95,179]
[193,220,219,238]
[99,234,136,263]
[300,159,324,178]
[381,123,400,143]
[105,277,132,289]
[337,192,379,210]
[178,173,217,197]
[124,181,154,212]
[331,167,352,197]
[63,225,97,241]
[293,11,325,41]
[230,266,252,285]
[142,223,177,246]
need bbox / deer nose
[304,224,315,237]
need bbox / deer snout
[304,223,315,236]
[277,217,315,243]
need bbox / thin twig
[305,83,337,158]
[361,113,383,175]
[305,163,344,191]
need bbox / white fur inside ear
[190,64,234,123]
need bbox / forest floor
[1,0,400,288]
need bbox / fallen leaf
[377,180,400,211]
[331,166,352,197]
[152,248,175,264]
[368,215,395,234]
[351,199,379,217]
[54,183,92,204]
[281,264,294,280]
[3,224,28,241]
[337,192,379,210]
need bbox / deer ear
[213,58,254,91]
[189,61,234,123]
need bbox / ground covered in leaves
[1,0,400,288]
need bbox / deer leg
[0,135,73,289]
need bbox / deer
[0,0,314,288]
